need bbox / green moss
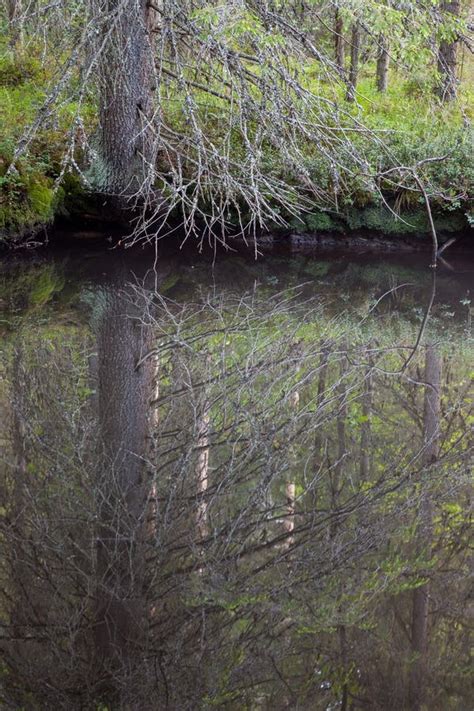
[58,172,90,216]
[160,273,181,294]
[27,178,54,221]
[304,211,343,232]
[344,206,467,236]
[286,205,468,239]
[29,267,65,307]
[0,171,56,240]
[0,263,66,317]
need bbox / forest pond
[0,243,472,710]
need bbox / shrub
[0,53,42,86]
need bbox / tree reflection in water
[0,257,472,710]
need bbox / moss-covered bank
[288,205,469,240]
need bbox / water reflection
[0,251,472,710]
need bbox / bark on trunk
[283,390,299,548]
[334,9,345,73]
[359,355,373,482]
[339,624,348,711]
[334,354,349,708]
[94,282,154,705]
[376,35,390,92]
[346,22,360,102]
[408,344,442,711]
[7,0,23,49]
[95,0,156,199]
[334,361,347,501]
[437,1,460,102]
[329,351,347,539]
[283,480,296,545]
[196,399,211,540]
[9,349,30,651]
[313,345,329,475]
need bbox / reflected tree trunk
[94,284,155,706]
[9,347,30,654]
[283,480,296,546]
[146,353,160,622]
[339,624,348,711]
[334,357,347,507]
[359,353,373,482]
[409,344,442,711]
[196,398,211,541]
[334,352,349,708]
[314,345,329,471]
[146,352,160,538]
[283,390,299,548]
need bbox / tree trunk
[196,398,211,540]
[283,480,296,546]
[7,0,23,49]
[313,345,329,476]
[339,624,349,711]
[94,282,155,705]
[9,348,30,654]
[359,354,373,482]
[409,344,442,711]
[334,354,349,708]
[334,359,347,504]
[95,0,157,200]
[376,35,390,92]
[334,9,345,73]
[437,1,460,101]
[346,22,360,102]
[283,390,299,548]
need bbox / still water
[0,241,472,710]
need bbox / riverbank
[1,47,472,249]
[2,205,472,256]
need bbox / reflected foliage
[0,255,472,710]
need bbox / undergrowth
[0,40,472,243]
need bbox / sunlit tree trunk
[283,480,296,545]
[376,35,390,92]
[196,398,211,540]
[346,22,360,102]
[437,0,460,101]
[283,390,299,548]
[94,0,157,200]
[409,344,442,711]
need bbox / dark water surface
[0,241,472,710]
